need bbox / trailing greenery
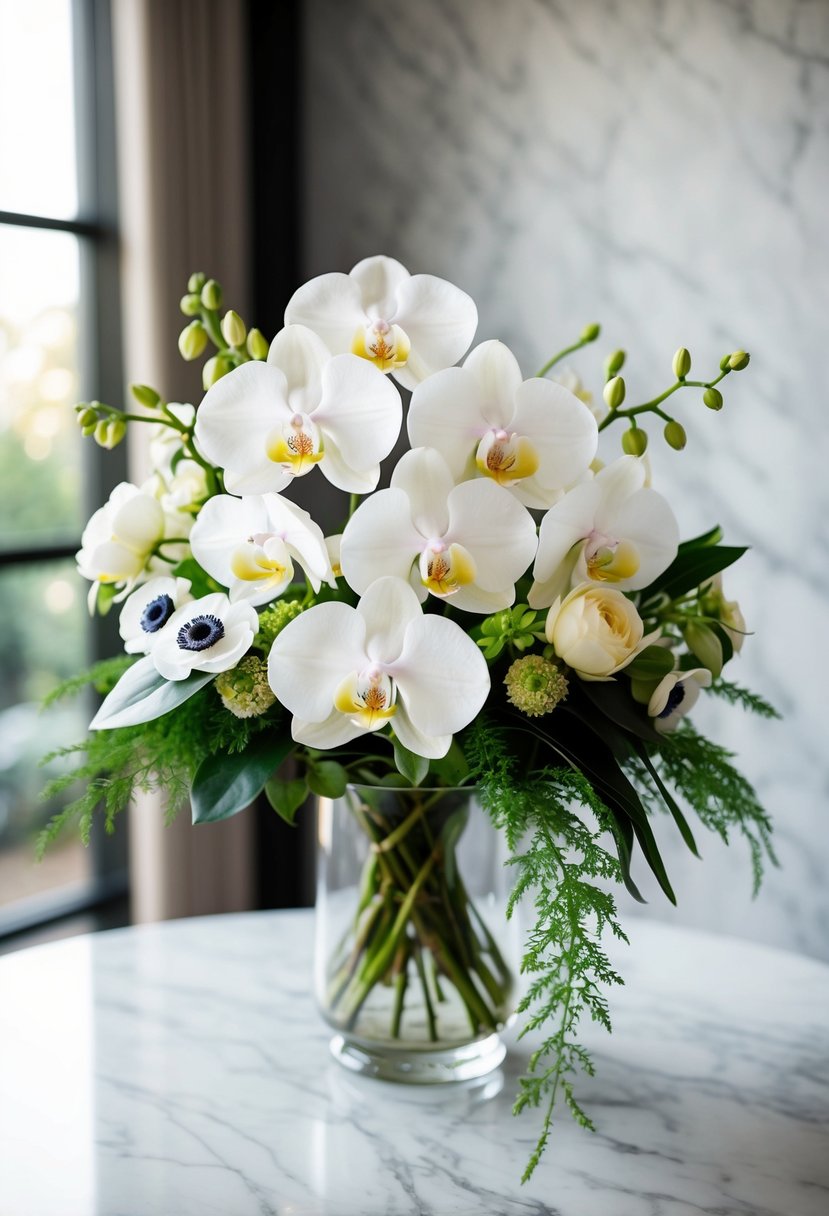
[708,679,781,719]
[41,655,135,707]
[466,718,627,1182]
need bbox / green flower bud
[622,426,648,456]
[215,656,276,719]
[728,350,750,371]
[683,620,723,678]
[202,354,233,390]
[94,418,124,449]
[179,292,202,317]
[81,421,98,437]
[672,347,691,379]
[703,387,723,411]
[603,375,626,409]
[664,420,687,450]
[178,320,208,362]
[76,405,99,429]
[580,322,601,342]
[221,309,247,348]
[130,383,161,409]
[719,354,731,371]
[604,348,625,378]
[504,655,568,718]
[200,278,222,310]
[188,271,207,293]
[247,327,269,360]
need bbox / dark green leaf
[429,739,470,786]
[171,556,223,597]
[392,738,430,786]
[575,680,663,744]
[642,545,748,603]
[632,741,700,858]
[191,731,293,824]
[306,760,348,799]
[677,524,723,553]
[265,776,308,825]
[625,646,675,682]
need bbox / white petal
[189,495,270,588]
[407,366,489,479]
[391,274,478,390]
[448,584,515,614]
[316,432,380,495]
[593,456,647,516]
[532,482,600,583]
[340,489,423,595]
[312,353,402,473]
[391,705,451,760]
[512,378,598,492]
[195,362,293,493]
[390,614,490,736]
[462,340,523,420]
[445,478,537,593]
[609,489,680,590]
[268,602,367,722]
[266,324,331,413]
[390,447,453,536]
[350,255,411,319]
[357,577,423,665]
[263,493,333,589]
[111,493,165,552]
[283,272,365,355]
[291,710,367,750]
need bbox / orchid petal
[462,340,523,422]
[390,448,453,536]
[268,602,367,723]
[350,255,411,319]
[312,352,402,472]
[391,274,478,390]
[195,362,294,495]
[407,366,490,479]
[445,478,537,594]
[390,614,490,736]
[317,432,380,495]
[283,273,365,355]
[357,576,423,665]
[189,495,270,588]
[291,710,367,750]
[267,324,331,413]
[608,488,680,590]
[262,493,334,589]
[391,705,451,760]
[511,378,598,494]
[593,456,647,516]
[340,489,423,595]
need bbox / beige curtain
[113,0,254,922]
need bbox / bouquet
[42,256,777,1181]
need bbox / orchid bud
[221,309,246,348]
[246,327,269,360]
[603,375,626,410]
[728,350,750,370]
[622,426,648,456]
[178,320,208,361]
[130,383,161,409]
[684,620,723,678]
[580,322,601,342]
[76,405,98,429]
[188,271,207,293]
[200,278,222,310]
[703,387,723,411]
[202,354,233,390]
[94,419,125,449]
[180,292,202,317]
[604,349,625,378]
[719,354,731,371]
[664,420,687,450]
[672,347,691,379]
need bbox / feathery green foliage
[708,679,781,719]
[41,655,134,707]
[466,718,627,1182]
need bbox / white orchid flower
[529,456,679,609]
[649,667,712,732]
[76,482,167,607]
[268,576,490,758]
[189,493,335,607]
[340,447,538,614]
[194,324,402,496]
[149,402,195,474]
[407,340,598,509]
[283,255,478,391]
[325,534,343,578]
[151,593,259,681]
[118,576,193,654]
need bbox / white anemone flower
[76,482,167,606]
[268,576,490,758]
[151,593,259,681]
[118,576,193,654]
[407,340,598,509]
[340,447,538,614]
[529,456,679,609]
[189,493,335,607]
[194,324,402,496]
[648,667,712,732]
[283,254,478,391]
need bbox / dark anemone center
[140,594,175,633]
[177,614,225,652]
[658,683,686,718]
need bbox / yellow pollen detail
[266,429,324,475]
[230,545,289,583]
[476,435,540,486]
[351,324,411,373]
[333,672,397,730]
[421,543,477,597]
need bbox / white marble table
[1,910,828,1216]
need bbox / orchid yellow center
[418,542,477,598]
[351,319,411,373]
[230,534,293,589]
[266,413,324,475]
[334,668,397,730]
[584,534,640,584]
[475,429,540,486]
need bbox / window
[0,0,127,940]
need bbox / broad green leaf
[643,545,748,603]
[677,524,722,553]
[429,739,470,787]
[191,732,294,824]
[265,776,308,825]
[171,556,223,598]
[625,646,675,682]
[573,680,663,745]
[392,739,430,786]
[89,656,214,730]
[306,760,349,799]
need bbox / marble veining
[1,910,828,1215]
[301,0,829,959]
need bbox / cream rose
[545,583,655,680]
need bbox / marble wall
[301,0,829,960]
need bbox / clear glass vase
[315,784,519,1083]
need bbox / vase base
[328,1032,507,1084]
